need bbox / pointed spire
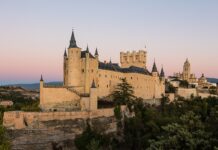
[160,66,165,77]
[40,75,43,81]
[86,45,89,53]
[95,47,99,56]
[109,57,112,64]
[64,48,67,57]
[69,29,77,48]
[152,59,158,72]
[91,79,96,88]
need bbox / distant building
[0,100,13,107]
[174,59,197,83]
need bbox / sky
[0,0,218,85]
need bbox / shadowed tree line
[75,78,218,150]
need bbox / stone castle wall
[3,107,126,130]
[97,69,164,99]
[40,86,81,111]
[4,108,126,150]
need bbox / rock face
[7,116,117,150]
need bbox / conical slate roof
[95,48,98,56]
[91,79,96,88]
[64,48,67,57]
[69,30,77,48]
[40,75,43,81]
[152,61,158,72]
[160,67,165,77]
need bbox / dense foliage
[75,78,218,150]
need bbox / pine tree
[112,78,135,106]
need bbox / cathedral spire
[160,66,165,77]
[152,60,158,72]
[69,29,77,48]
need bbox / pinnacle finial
[64,48,67,57]
[69,29,77,48]
[109,57,112,64]
[152,60,158,73]
[91,79,96,88]
[160,65,165,77]
[86,44,89,53]
[40,74,43,81]
[95,47,99,56]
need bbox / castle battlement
[120,50,147,68]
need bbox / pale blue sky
[0,0,218,84]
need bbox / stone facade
[40,30,165,111]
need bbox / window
[82,69,84,73]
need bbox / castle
[39,30,165,111]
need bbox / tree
[148,111,213,150]
[112,78,135,109]
[0,125,11,150]
[160,95,170,114]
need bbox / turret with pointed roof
[40,75,43,81]
[86,45,89,53]
[69,30,77,48]
[152,61,158,72]
[64,48,67,57]
[160,66,165,77]
[91,79,96,88]
[95,48,98,56]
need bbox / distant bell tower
[183,58,191,81]
[66,30,82,87]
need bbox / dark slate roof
[99,62,151,75]
[81,51,95,58]
[152,62,158,72]
[91,80,96,88]
[160,67,165,77]
[64,48,67,57]
[69,30,78,48]
[95,48,98,56]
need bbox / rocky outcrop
[7,116,117,150]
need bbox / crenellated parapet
[120,50,147,68]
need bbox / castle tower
[85,45,90,93]
[39,75,44,107]
[183,58,191,81]
[160,66,165,81]
[66,30,82,86]
[152,60,158,77]
[89,79,97,110]
[95,48,99,60]
[63,48,68,86]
